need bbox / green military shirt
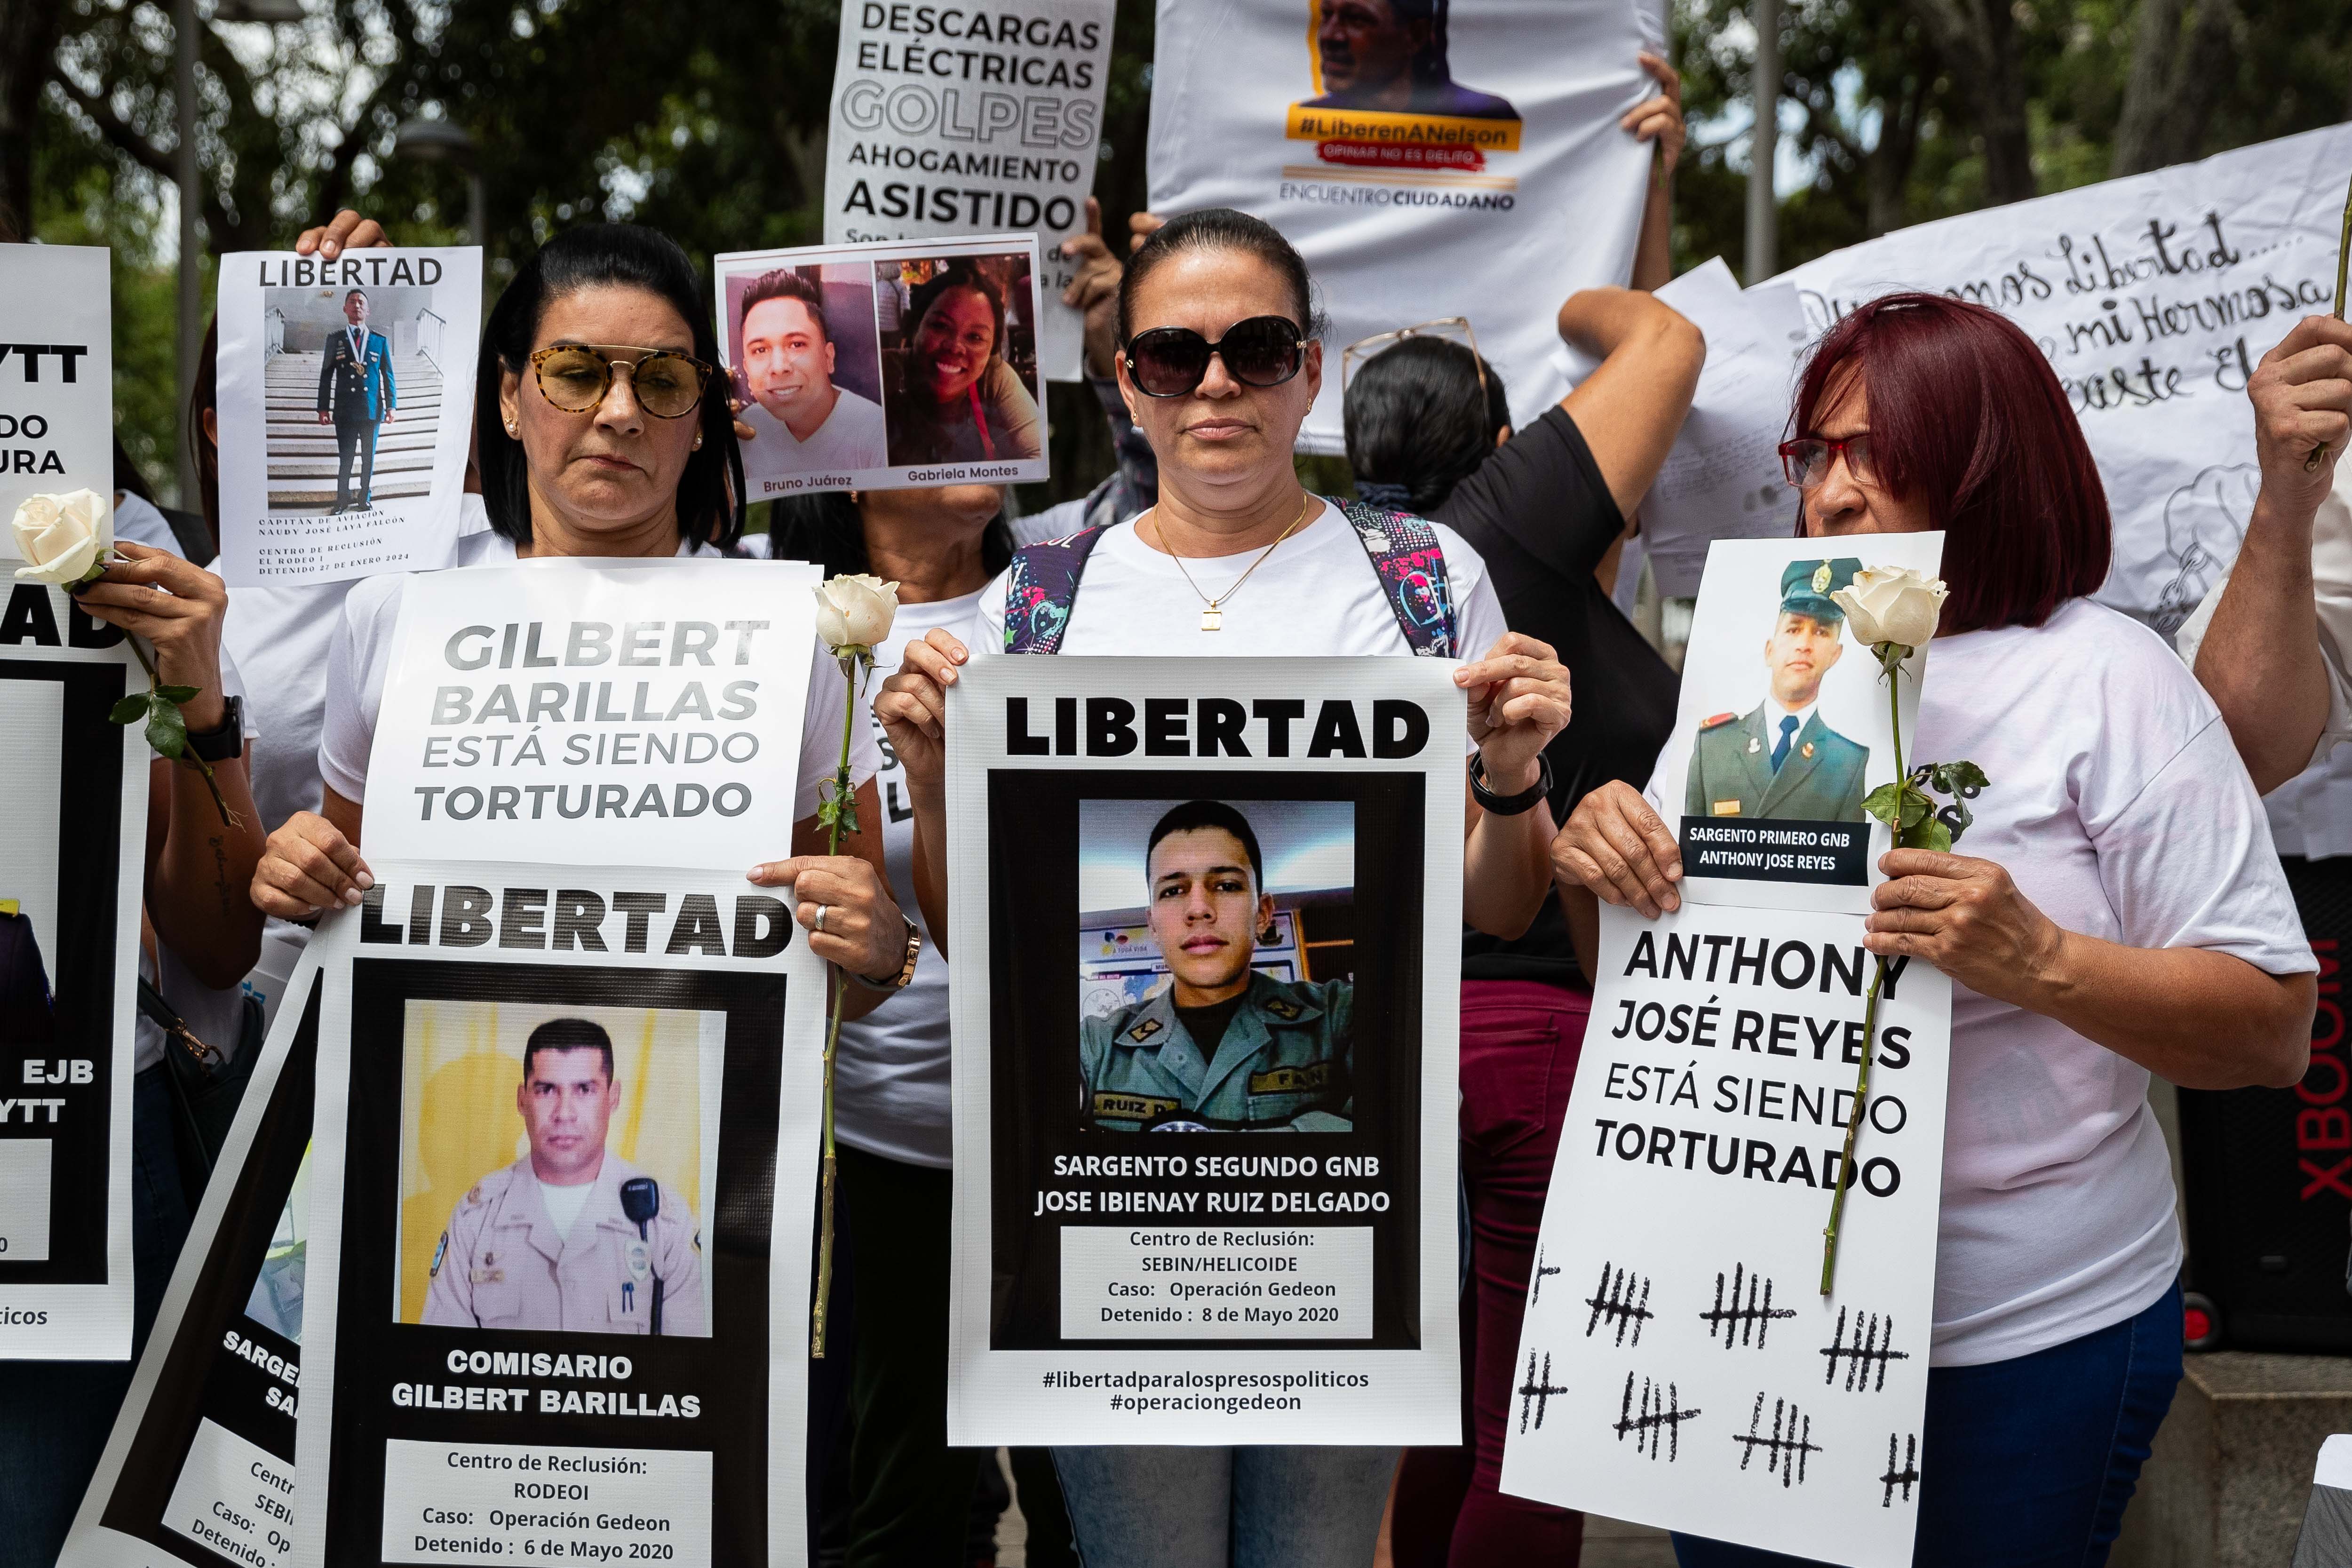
[1079,970,1353,1132]
[1684,704,1870,822]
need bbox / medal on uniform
[626,1240,652,1281]
[1802,741,1815,758]
[1747,737,1760,753]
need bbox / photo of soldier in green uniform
[1684,557,1871,822]
[1079,800,1353,1133]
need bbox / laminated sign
[944,656,1465,1446]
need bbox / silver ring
[813,906,827,935]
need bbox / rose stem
[812,654,861,1358]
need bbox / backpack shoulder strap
[1334,497,1459,658]
[1002,524,1115,654]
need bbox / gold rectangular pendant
[1200,605,1222,631]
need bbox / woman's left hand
[74,542,230,730]
[1864,849,2064,1003]
[748,853,906,981]
[1458,632,1573,794]
[1622,52,1685,176]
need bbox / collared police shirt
[1079,970,1353,1132]
[421,1151,705,1335]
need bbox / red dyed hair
[1790,293,2110,635]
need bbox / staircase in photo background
[261,328,446,511]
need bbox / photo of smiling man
[1684,557,1871,822]
[731,265,887,485]
[1079,800,1354,1134]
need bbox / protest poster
[1645,535,1946,916]
[213,247,483,588]
[713,234,1049,501]
[359,557,821,867]
[0,577,150,1361]
[289,860,826,1568]
[1497,899,1952,1567]
[942,656,1464,1446]
[61,958,322,1568]
[1772,120,2352,638]
[0,245,111,537]
[820,0,1115,382]
[1148,0,1652,453]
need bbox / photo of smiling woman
[881,253,1044,468]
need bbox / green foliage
[1864,760,1986,851]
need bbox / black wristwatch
[184,694,245,764]
[1468,749,1552,816]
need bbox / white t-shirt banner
[1147,0,1653,453]
[0,581,149,1361]
[1773,120,2352,637]
[1499,900,1953,1567]
[713,234,1049,500]
[0,244,111,545]
[214,248,483,588]
[290,861,826,1568]
[62,954,322,1568]
[361,558,822,867]
[944,655,1464,1446]
[821,0,1115,382]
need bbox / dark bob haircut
[1144,800,1266,892]
[476,223,744,550]
[1343,334,1510,515]
[1119,208,1330,345]
[521,1017,614,1082]
[1789,292,2110,636]
[765,491,1015,582]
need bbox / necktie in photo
[1770,714,1800,772]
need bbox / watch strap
[1469,749,1552,816]
[184,694,245,764]
[847,915,922,993]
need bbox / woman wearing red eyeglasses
[1554,293,2315,1567]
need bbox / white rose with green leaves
[814,573,899,652]
[1832,565,1947,652]
[11,488,113,588]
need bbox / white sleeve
[316,577,402,805]
[111,493,184,558]
[970,569,1010,659]
[794,636,885,823]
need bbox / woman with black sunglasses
[877,207,1575,1568]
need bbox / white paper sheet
[0,245,111,556]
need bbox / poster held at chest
[1148,0,1652,453]
[61,957,322,1568]
[945,656,1464,1446]
[713,235,1049,502]
[0,245,111,536]
[0,577,150,1361]
[213,248,482,588]
[821,0,1115,382]
[291,861,826,1568]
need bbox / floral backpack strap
[1334,496,1459,658]
[1002,525,1115,654]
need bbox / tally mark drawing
[1517,1350,1570,1434]
[1699,1262,1796,1351]
[1583,1261,1655,1347]
[1613,1370,1701,1462]
[1819,1305,1911,1392]
[1881,1432,1921,1506]
[1732,1392,1821,1488]
[1531,1245,1562,1305]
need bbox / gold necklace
[1149,493,1312,631]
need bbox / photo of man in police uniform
[1684,557,1871,822]
[1299,0,1519,121]
[422,1017,707,1336]
[316,287,396,514]
[1080,800,1354,1133]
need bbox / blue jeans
[0,1068,195,1568]
[1673,1281,2185,1568]
[1052,1445,1398,1568]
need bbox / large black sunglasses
[1123,317,1306,398]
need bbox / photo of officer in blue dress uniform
[1684,557,1872,823]
[1079,801,1353,1133]
[316,288,397,514]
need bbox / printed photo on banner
[1644,534,1945,916]
[944,657,1464,1449]
[714,234,1048,499]
[60,968,320,1568]
[1497,900,1951,1568]
[292,867,824,1568]
[820,0,1115,380]
[0,586,148,1361]
[212,248,482,588]
[396,998,721,1338]
[0,246,111,549]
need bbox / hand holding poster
[945,656,1463,1446]
[214,248,483,587]
[713,236,1049,500]
[821,0,1115,381]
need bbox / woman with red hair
[1554,293,2318,1564]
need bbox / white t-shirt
[317,528,881,823]
[538,1173,594,1238]
[833,586,986,1169]
[113,492,186,557]
[1912,597,2313,1365]
[740,389,889,475]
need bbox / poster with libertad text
[945,656,1464,1446]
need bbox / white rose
[11,488,113,587]
[1832,565,1947,651]
[813,573,900,651]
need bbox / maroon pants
[1392,979,1589,1567]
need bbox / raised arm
[1557,287,1705,521]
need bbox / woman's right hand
[295,210,389,258]
[874,629,971,802]
[1550,780,1683,918]
[252,811,374,919]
